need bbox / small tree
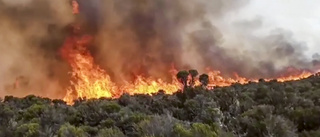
[189,69,199,87]
[199,74,209,87]
[176,70,190,88]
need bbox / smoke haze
[88,0,319,81]
[0,0,319,98]
[91,0,252,83]
[0,0,73,98]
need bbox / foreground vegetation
[1,72,320,137]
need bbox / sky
[237,0,320,58]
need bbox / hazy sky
[221,0,320,58]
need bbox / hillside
[1,74,320,137]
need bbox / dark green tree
[189,69,199,87]
[199,74,209,87]
[176,70,190,88]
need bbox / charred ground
[1,73,320,137]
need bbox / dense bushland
[1,72,320,137]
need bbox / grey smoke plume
[79,0,319,82]
[0,0,73,98]
[84,0,250,83]
[218,17,317,77]
[0,0,319,98]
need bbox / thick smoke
[81,0,251,83]
[0,0,73,98]
[76,0,319,82]
[218,17,318,77]
[1,0,319,98]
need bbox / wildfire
[61,0,182,104]
[60,34,182,103]
[60,0,315,104]
[205,69,314,87]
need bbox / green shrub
[58,123,88,137]
[96,128,125,137]
[15,123,40,137]
[1,72,320,136]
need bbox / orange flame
[61,0,315,104]
[60,36,182,104]
[205,69,313,87]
